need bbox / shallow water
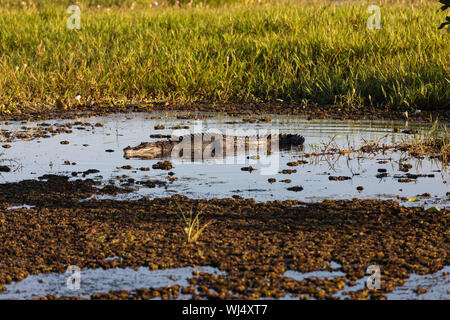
[333,266,450,300]
[2,262,447,300]
[1,112,448,300]
[285,263,449,300]
[0,112,448,208]
[0,265,224,300]
[285,262,449,300]
[283,261,345,281]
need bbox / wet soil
[1,102,449,122]
[0,174,128,207]
[0,178,447,300]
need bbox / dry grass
[401,121,449,164]
[177,204,214,243]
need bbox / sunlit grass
[0,0,448,113]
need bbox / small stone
[152,161,173,170]
[329,176,351,181]
[0,165,11,172]
[281,169,296,174]
[415,287,427,295]
[287,186,303,192]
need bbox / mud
[1,102,448,122]
[0,184,448,300]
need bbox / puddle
[7,204,35,210]
[284,262,345,281]
[284,263,449,300]
[385,266,450,300]
[1,260,447,299]
[333,266,450,300]
[0,265,224,300]
[0,112,447,207]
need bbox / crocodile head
[123,141,174,159]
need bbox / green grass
[0,0,448,113]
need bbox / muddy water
[0,112,448,208]
[2,264,448,300]
[0,265,224,300]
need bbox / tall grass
[0,0,448,112]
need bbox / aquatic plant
[177,204,214,243]
[403,121,449,165]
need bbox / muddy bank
[1,102,448,122]
[0,180,447,299]
[0,174,129,207]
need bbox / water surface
[0,112,448,207]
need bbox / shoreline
[1,103,449,122]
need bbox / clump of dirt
[0,121,98,143]
[329,176,351,181]
[0,174,128,207]
[287,186,304,192]
[0,165,11,172]
[152,161,173,170]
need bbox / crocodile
[124,133,304,160]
